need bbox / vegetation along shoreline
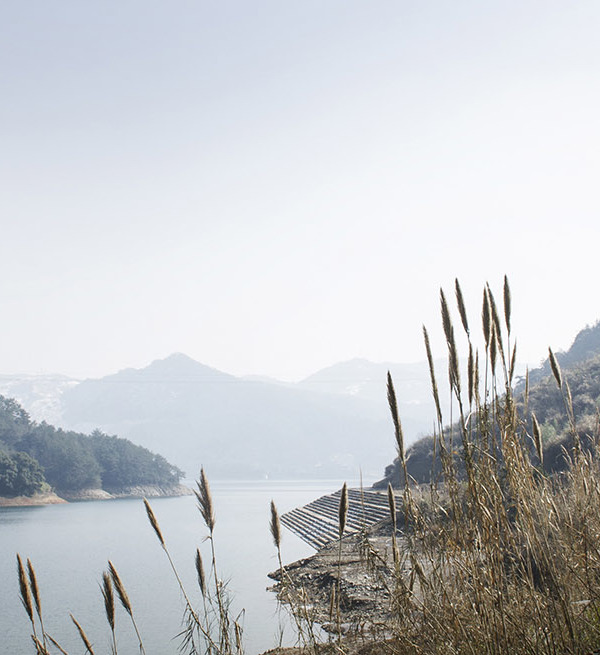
[0,394,186,505]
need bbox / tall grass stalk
[195,467,236,653]
[101,572,117,655]
[269,500,320,653]
[108,560,146,655]
[336,482,348,644]
[70,615,95,655]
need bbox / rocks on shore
[269,529,395,633]
[0,491,67,507]
[58,483,193,501]
[0,484,193,505]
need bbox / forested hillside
[378,322,600,488]
[526,320,600,385]
[0,395,183,497]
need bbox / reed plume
[27,558,48,653]
[441,288,461,396]
[101,572,115,631]
[195,548,206,597]
[387,371,404,461]
[487,283,506,376]
[196,468,215,533]
[108,560,146,655]
[27,558,42,620]
[548,347,562,388]
[70,615,95,655]
[503,274,511,334]
[490,322,498,376]
[17,554,33,623]
[101,571,117,655]
[46,635,69,655]
[423,325,443,425]
[143,498,165,547]
[336,482,348,644]
[270,499,281,550]
[108,561,132,615]
[387,482,397,532]
[455,278,470,337]
[486,283,502,344]
[338,482,348,538]
[482,288,491,348]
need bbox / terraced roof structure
[280,487,393,550]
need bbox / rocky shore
[0,491,67,507]
[269,525,396,641]
[0,483,192,505]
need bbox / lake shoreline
[0,491,67,507]
[0,483,192,506]
[268,526,395,648]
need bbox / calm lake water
[0,479,362,655]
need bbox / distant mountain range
[0,373,77,426]
[4,322,580,481]
[0,354,453,480]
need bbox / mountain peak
[143,354,235,380]
[102,354,236,383]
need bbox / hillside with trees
[0,395,183,497]
[377,321,600,488]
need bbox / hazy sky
[1,1,599,381]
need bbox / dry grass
[375,278,600,655]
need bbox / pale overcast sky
[1,1,599,380]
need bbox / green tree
[17,425,102,491]
[0,395,32,446]
[89,430,183,490]
[0,451,45,496]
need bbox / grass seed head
[490,323,498,376]
[108,560,132,615]
[482,288,491,348]
[26,558,42,618]
[195,548,206,597]
[143,498,165,547]
[387,482,397,532]
[270,500,281,550]
[504,275,511,334]
[17,554,33,622]
[71,614,95,654]
[441,288,461,395]
[549,347,562,388]
[197,468,215,533]
[387,372,405,461]
[487,284,502,340]
[339,482,348,538]
[101,571,115,631]
[423,326,442,424]
[455,278,470,337]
